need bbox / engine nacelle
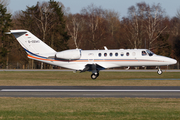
[55,49,81,60]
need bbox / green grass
[0,98,180,120]
[0,71,179,86]
[0,71,180,119]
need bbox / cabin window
[104,53,107,57]
[98,53,101,57]
[126,52,129,56]
[142,51,147,56]
[115,53,118,56]
[110,53,113,57]
[121,52,124,56]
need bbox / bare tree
[105,10,120,37]
[144,3,167,49]
[81,4,106,49]
[32,2,54,42]
[170,8,180,37]
[170,17,179,36]
[66,14,84,48]
[123,3,146,49]
[123,2,167,49]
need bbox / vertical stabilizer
[10,30,56,55]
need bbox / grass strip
[0,71,180,86]
[0,97,180,120]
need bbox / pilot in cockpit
[142,51,147,56]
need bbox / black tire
[97,73,99,77]
[91,73,97,79]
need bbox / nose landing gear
[157,67,163,75]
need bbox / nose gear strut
[157,67,163,75]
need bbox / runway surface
[1,86,180,98]
[0,69,180,72]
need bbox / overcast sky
[8,0,180,19]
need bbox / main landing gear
[90,64,100,80]
[82,64,101,79]
[157,67,163,75]
[91,72,99,80]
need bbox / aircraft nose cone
[167,57,177,65]
[171,59,177,64]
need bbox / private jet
[8,30,177,79]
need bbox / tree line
[0,0,180,69]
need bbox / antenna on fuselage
[104,46,108,50]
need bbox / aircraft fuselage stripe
[28,54,163,63]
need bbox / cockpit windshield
[146,50,154,56]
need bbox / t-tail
[10,30,56,58]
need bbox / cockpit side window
[146,50,154,56]
[142,51,147,56]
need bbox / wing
[81,64,105,72]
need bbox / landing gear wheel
[91,73,97,79]
[157,69,163,75]
[97,73,99,77]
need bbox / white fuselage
[28,49,177,70]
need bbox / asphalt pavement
[1,86,180,98]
